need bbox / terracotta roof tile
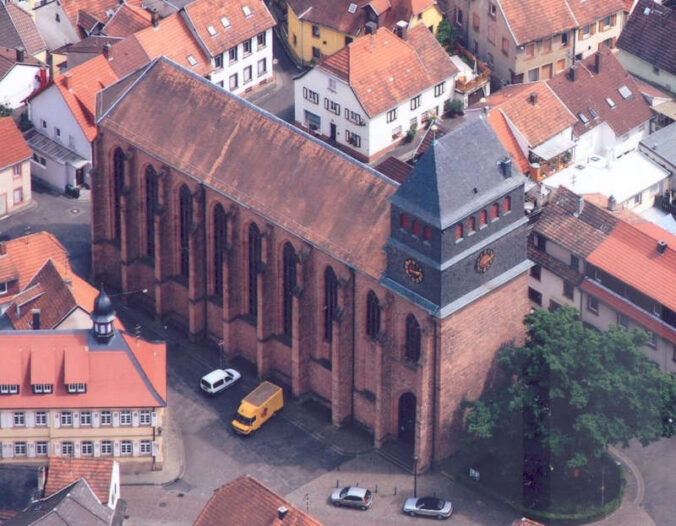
[617,0,676,76]
[498,0,576,45]
[486,109,530,174]
[46,458,114,504]
[133,13,211,76]
[0,117,31,171]
[318,26,457,117]
[54,55,119,142]
[184,0,276,56]
[194,475,323,526]
[102,4,152,38]
[0,3,46,56]
[547,48,653,137]
[106,36,151,77]
[61,0,143,29]
[409,0,436,14]
[528,244,583,284]
[99,58,395,279]
[587,221,676,310]
[534,186,618,257]
[567,0,626,26]
[0,330,166,409]
[287,0,370,35]
[369,0,391,15]
[375,155,412,182]
[0,232,70,291]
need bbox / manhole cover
[70,208,80,214]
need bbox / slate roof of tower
[391,117,523,229]
[97,57,397,280]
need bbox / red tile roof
[107,36,151,77]
[498,0,576,45]
[102,4,152,38]
[318,26,457,117]
[617,0,676,76]
[61,0,144,31]
[567,0,626,27]
[287,0,370,35]
[0,232,70,291]
[582,279,676,344]
[486,108,531,174]
[53,55,119,142]
[0,46,42,82]
[0,3,46,56]
[46,458,114,504]
[0,117,31,171]
[99,58,395,279]
[547,48,653,138]
[0,330,166,409]
[375,155,413,183]
[133,13,211,76]
[587,220,676,311]
[194,475,323,526]
[184,0,276,57]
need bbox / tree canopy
[464,307,673,472]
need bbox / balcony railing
[454,44,491,94]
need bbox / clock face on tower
[476,248,495,273]
[404,258,424,283]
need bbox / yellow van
[231,381,284,435]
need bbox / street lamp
[413,455,419,498]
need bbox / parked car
[200,368,240,395]
[329,486,373,510]
[231,381,283,435]
[403,496,453,519]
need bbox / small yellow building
[286,0,443,65]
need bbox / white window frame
[15,442,26,456]
[140,440,152,455]
[35,411,47,426]
[81,441,93,456]
[120,410,132,426]
[80,411,91,426]
[61,441,74,456]
[36,441,48,456]
[13,412,25,426]
[101,410,112,426]
[101,440,113,455]
[61,411,73,426]
[121,440,133,455]
[140,410,152,426]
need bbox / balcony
[453,45,491,95]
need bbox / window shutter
[324,98,329,110]
[132,440,140,457]
[0,413,8,428]
[53,442,61,457]
[151,411,158,427]
[132,411,140,427]
[94,441,101,457]
[25,411,35,428]
[27,442,35,458]
[113,441,121,457]
[152,441,159,457]
[578,28,584,39]
[591,23,596,35]
[2,442,13,458]
[53,412,61,428]
[73,412,80,428]
[92,411,100,428]
[610,14,617,26]
[74,441,81,458]
[112,411,120,427]
[303,87,307,99]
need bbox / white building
[27,54,118,191]
[294,25,458,162]
[182,0,276,96]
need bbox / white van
[200,368,241,395]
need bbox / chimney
[103,42,111,59]
[607,194,617,211]
[0,242,6,256]
[499,157,512,178]
[277,506,289,520]
[365,21,377,34]
[529,92,538,105]
[657,240,667,255]
[575,195,585,216]
[569,65,578,82]
[15,47,25,62]
[594,51,601,73]
[32,310,40,330]
[395,20,408,40]
[64,72,72,90]
[151,9,159,28]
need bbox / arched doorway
[398,392,416,445]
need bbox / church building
[91,57,531,468]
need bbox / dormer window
[66,383,86,393]
[0,384,19,395]
[32,383,53,394]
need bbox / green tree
[0,104,12,117]
[465,307,669,474]
[436,18,456,50]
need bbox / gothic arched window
[145,166,158,259]
[323,266,338,342]
[282,243,297,338]
[178,185,192,278]
[213,204,227,297]
[366,290,381,340]
[248,223,261,318]
[405,314,421,362]
[113,148,125,241]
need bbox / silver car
[329,486,373,510]
[403,496,453,519]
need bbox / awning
[531,134,576,161]
[653,100,676,121]
[24,129,88,168]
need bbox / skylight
[221,16,230,28]
[207,25,217,36]
[187,55,198,66]
[605,97,616,108]
[242,5,252,16]
[578,112,589,124]
[348,2,357,13]
[589,107,599,119]
[618,85,632,99]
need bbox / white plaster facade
[294,66,456,160]
[0,64,41,109]
[617,50,676,96]
[0,159,31,216]
[574,120,650,163]
[27,85,91,190]
[207,28,274,96]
